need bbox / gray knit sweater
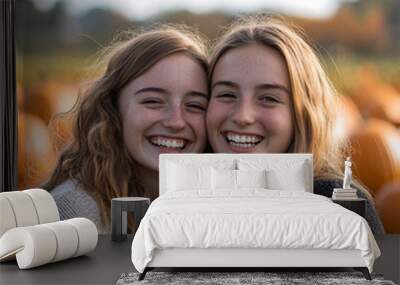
[51,180,109,234]
[50,179,385,235]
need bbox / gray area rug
[116,271,395,285]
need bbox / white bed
[131,154,380,280]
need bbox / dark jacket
[314,179,385,235]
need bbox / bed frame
[139,248,370,280]
[139,154,371,280]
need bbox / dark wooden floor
[0,235,398,284]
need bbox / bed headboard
[159,153,313,195]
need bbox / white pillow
[167,162,211,191]
[236,169,267,189]
[211,169,268,190]
[266,166,308,191]
[211,168,237,190]
[238,159,310,192]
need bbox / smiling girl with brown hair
[44,25,209,233]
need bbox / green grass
[16,51,104,87]
[323,54,400,94]
[17,52,400,95]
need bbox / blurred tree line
[16,0,400,56]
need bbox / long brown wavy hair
[44,25,209,226]
[208,15,348,181]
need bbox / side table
[332,198,366,218]
[111,197,150,242]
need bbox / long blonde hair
[44,25,209,226]
[209,15,346,180]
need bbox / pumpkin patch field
[17,53,400,233]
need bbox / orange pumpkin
[25,80,78,124]
[18,111,56,189]
[48,112,75,152]
[366,84,400,125]
[351,66,400,126]
[25,80,78,151]
[349,119,400,196]
[24,80,58,123]
[333,95,363,142]
[17,81,24,110]
[375,181,400,233]
[47,86,78,151]
[17,111,26,188]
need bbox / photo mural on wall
[15,0,400,233]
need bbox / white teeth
[150,137,185,148]
[226,132,262,144]
[229,142,255,148]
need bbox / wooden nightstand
[332,198,366,218]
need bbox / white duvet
[131,189,380,273]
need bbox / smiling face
[118,53,208,171]
[207,43,294,153]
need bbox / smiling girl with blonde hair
[206,14,384,234]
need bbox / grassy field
[323,54,400,94]
[17,52,400,95]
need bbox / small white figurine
[343,157,352,189]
